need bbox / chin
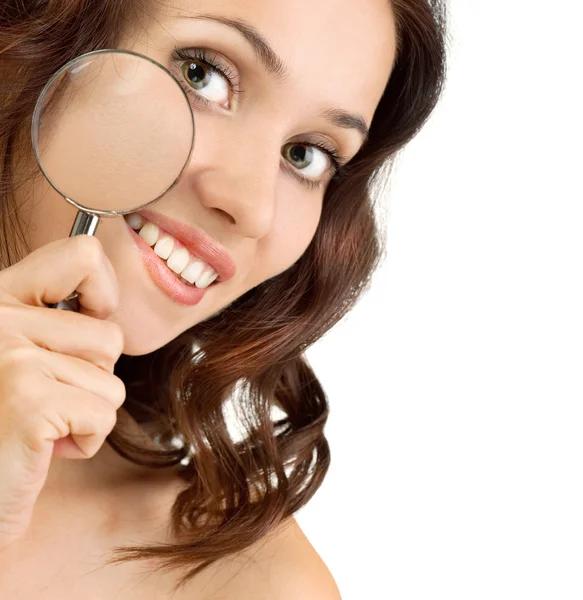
[111,310,179,356]
[108,282,190,356]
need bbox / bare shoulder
[249,517,342,599]
[193,517,342,599]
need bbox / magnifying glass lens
[31,49,195,311]
[32,50,194,213]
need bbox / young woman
[0,0,447,597]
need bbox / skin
[6,0,397,596]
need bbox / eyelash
[171,46,347,190]
[283,143,344,191]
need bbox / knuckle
[100,293,119,320]
[98,403,118,433]
[110,376,126,407]
[101,322,125,359]
[71,235,105,271]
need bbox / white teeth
[166,247,190,274]
[130,215,220,288]
[154,236,174,260]
[195,270,219,289]
[126,213,144,230]
[181,259,206,284]
[139,222,159,246]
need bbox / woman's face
[18,0,397,355]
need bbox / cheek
[256,195,323,279]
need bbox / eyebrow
[320,108,369,143]
[182,14,288,80]
[179,13,370,143]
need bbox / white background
[297,1,583,598]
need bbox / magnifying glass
[31,49,195,311]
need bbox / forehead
[157,0,397,122]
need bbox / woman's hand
[0,235,125,551]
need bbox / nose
[184,118,280,240]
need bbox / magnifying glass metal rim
[30,48,195,217]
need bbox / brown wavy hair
[0,0,448,591]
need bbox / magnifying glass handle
[48,208,101,312]
[68,209,101,237]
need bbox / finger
[13,378,120,461]
[0,236,119,320]
[10,306,124,373]
[33,346,126,407]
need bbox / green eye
[181,62,211,90]
[179,60,230,106]
[284,144,313,169]
[282,143,329,178]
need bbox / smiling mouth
[125,213,219,289]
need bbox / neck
[41,408,189,538]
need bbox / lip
[126,224,208,307]
[137,209,237,283]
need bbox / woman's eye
[180,61,230,107]
[282,144,330,179]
